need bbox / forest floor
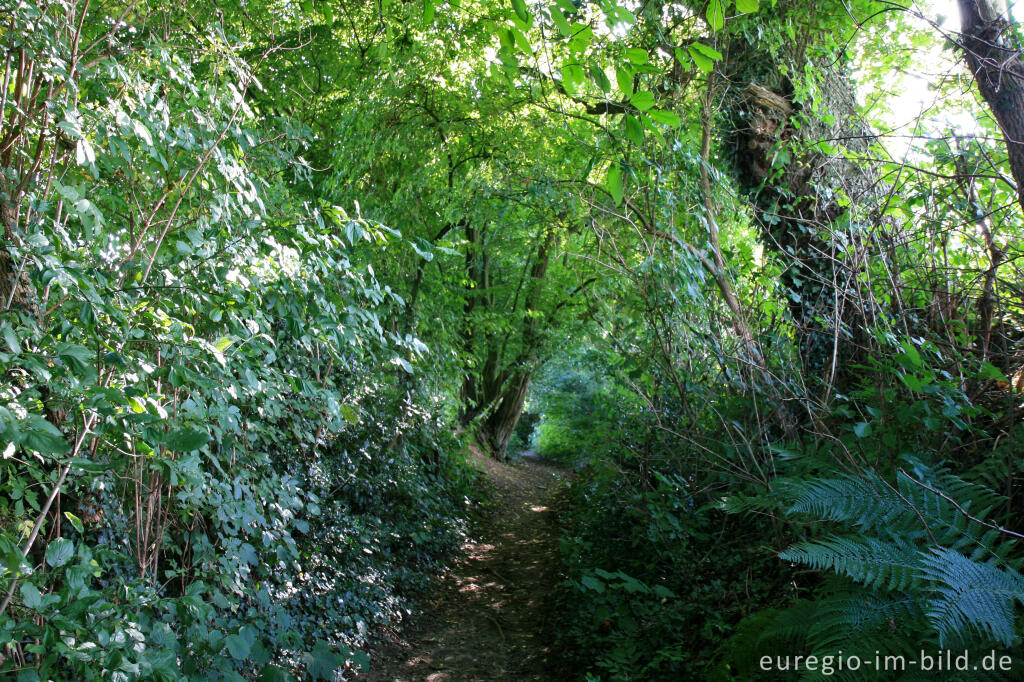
[355,447,573,681]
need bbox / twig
[899,468,1024,541]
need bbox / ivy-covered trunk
[726,54,882,390]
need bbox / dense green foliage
[4,0,1024,679]
[0,2,480,678]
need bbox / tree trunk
[0,189,35,315]
[459,225,554,458]
[958,0,1024,212]
[728,73,880,390]
[476,372,532,461]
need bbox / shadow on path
[355,448,571,681]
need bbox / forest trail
[356,448,571,681]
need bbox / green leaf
[303,640,343,681]
[687,45,713,73]
[2,324,20,355]
[690,41,723,61]
[853,421,872,438]
[340,404,359,425]
[561,63,585,95]
[344,221,365,245]
[606,161,623,206]
[63,511,84,534]
[258,665,295,682]
[510,0,531,25]
[589,64,610,92]
[412,237,435,261]
[900,340,922,367]
[214,336,236,352]
[351,649,370,671]
[45,538,74,568]
[20,583,43,609]
[225,633,252,660]
[499,27,514,51]
[581,575,605,592]
[511,27,532,54]
[57,111,82,138]
[641,111,666,143]
[736,0,759,12]
[901,373,923,392]
[4,545,27,575]
[567,23,593,52]
[23,415,70,455]
[674,47,691,72]
[647,109,681,126]
[57,344,94,376]
[225,625,258,661]
[623,114,644,145]
[163,428,210,452]
[549,5,571,35]
[611,5,635,26]
[980,362,1009,382]
[390,356,414,373]
[624,48,648,64]
[76,138,95,166]
[423,0,435,23]
[629,90,655,111]
[66,457,106,473]
[706,0,725,31]
[615,66,633,95]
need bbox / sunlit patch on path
[355,449,571,681]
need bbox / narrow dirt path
[356,448,571,681]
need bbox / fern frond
[781,536,921,591]
[714,602,816,675]
[715,490,782,516]
[805,589,923,653]
[784,473,907,530]
[784,470,1013,564]
[919,547,1024,647]
[900,454,1006,517]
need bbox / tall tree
[958,0,1024,212]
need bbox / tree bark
[958,0,1024,212]
[729,75,880,389]
[699,79,763,367]
[0,183,36,315]
[476,372,532,460]
[459,225,554,459]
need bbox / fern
[920,547,1024,647]
[733,456,1024,657]
[785,472,911,530]
[781,536,921,591]
[783,467,1013,563]
[805,588,923,652]
[782,539,1024,646]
